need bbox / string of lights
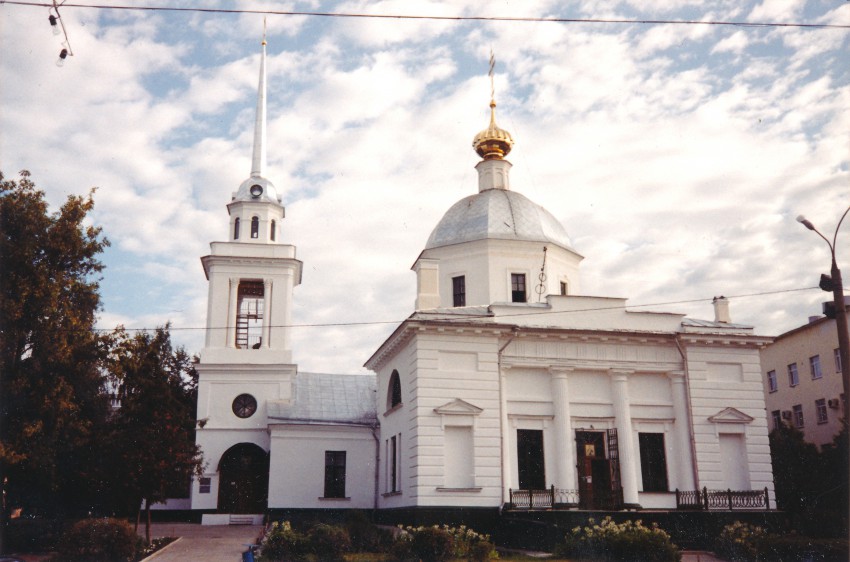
[15,0,850,66]
[7,1,848,29]
[91,285,822,334]
[47,0,74,65]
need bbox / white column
[262,278,273,349]
[668,371,696,490]
[550,367,576,497]
[611,370,640,508]
[499,365,512,505]
[225,277,239,348]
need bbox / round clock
[232,393,258,418]
[249,184,263,198]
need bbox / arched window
[251,216,259,239]
[387,370,402,411]
[233,217,240,240]
[270,220,276,241]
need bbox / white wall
[268,424,376,509]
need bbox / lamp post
[797,208,850,429]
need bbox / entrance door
[218,443,269,513]
[517,429,545,489]
[576,431,608,509]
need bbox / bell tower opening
[236,281,264,349]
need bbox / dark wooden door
[217,443,269,514]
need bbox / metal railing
[508,487,582,510]
[509,486,554,509]
[676,487,770,511]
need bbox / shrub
[305,523,351,561]
[6,518,66,552]
[714,521,767,562]
[714,522,849,562]
[468,540,498,561]
[556,516,680,562]
[54,517,141,562]
[344,510,394,552]
[261,520,307,561]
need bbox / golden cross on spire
[488,49,495,103]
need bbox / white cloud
[2,1,848,374]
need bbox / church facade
[188,41,775,522]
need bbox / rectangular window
[810,355,822,379]
[236,281,264,349]
[444,426,474,488]
[793,404,804,428]
[452,276,466,307]
[511,273,526,303]
[388,435,400,493]
[771,410,782,431]
[788,363,799,387]
[560,281,567,296]
[836,348,842,373]
[638,433,669,492]
[199,477,211,494]
[816,399,828,424]
[767,370,777,393]
[324,451,346,498]
[516,429,545,489]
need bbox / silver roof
[268,372,377,425]
[425,189,574,251]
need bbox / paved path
[139,523,262,562]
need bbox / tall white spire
[250,22,268,178]
[233,21,280,204]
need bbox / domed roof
[425,188,574,251]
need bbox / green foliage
[769,424,848,537]
[0,170,111,517]
[54,517,141,562]
[4,517,67,552]
[261,521,307,561]
[344,510,394,552]
[105,325,204,539]
[556,516,681,562]
[390,524,497,562]
[714,521,766,562]
[305,523,351,561]
[714,521,849,562]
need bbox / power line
[95,285,823,333]
[7,1,850,30]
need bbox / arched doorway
[217,443,269,513]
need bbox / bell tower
[192,31,301,515]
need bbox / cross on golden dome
[472,52,513,160]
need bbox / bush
[54,517,141,562]
[714,521,767,562]
[305,523,351,561]
[261,520,307,561]
[344,510,394,552]
[714,521,849,562]
[468,540,497,561]
[5,518,67,552]
[556,516,680,562]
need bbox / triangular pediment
[434,398,483,416]
[708,407,754,424]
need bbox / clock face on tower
[232,393,258,418]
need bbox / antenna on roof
[535,246,548,302]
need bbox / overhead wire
[5,0,850,30]
[93,285,824,333]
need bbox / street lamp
[797,209,850,428]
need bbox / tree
[0,170,111,532]
[107,325,204,543]
[769,423,848,537]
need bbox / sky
[2,0,848,375]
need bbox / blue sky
[2,1,848,374]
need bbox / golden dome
[472,100,514,160]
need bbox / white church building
[188,40,775,523]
